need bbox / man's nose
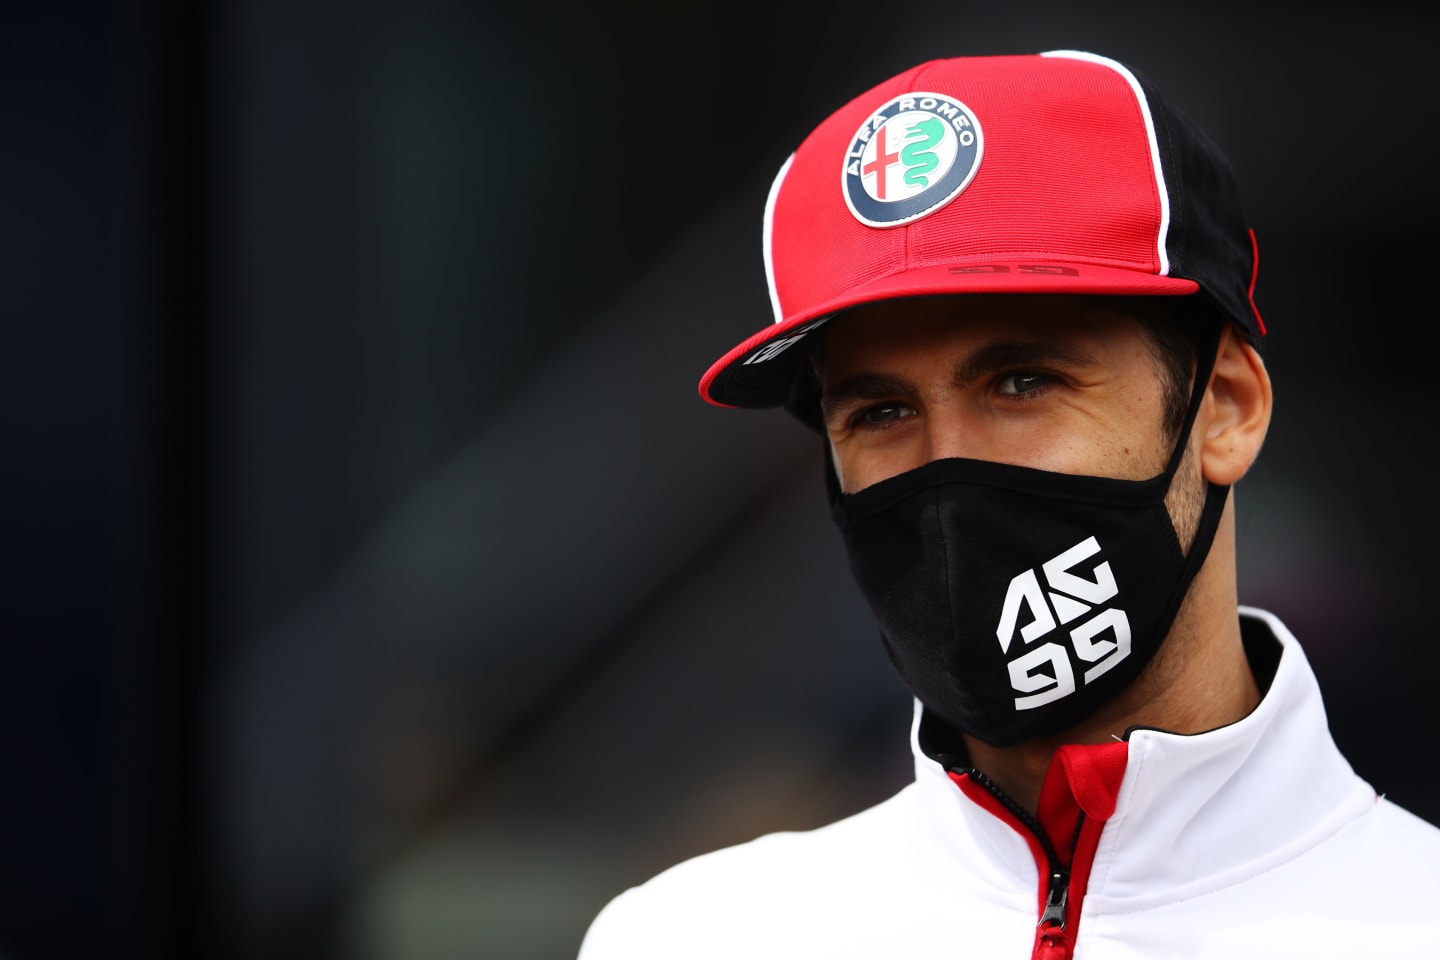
[921,403,988,465]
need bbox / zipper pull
[1034,870,1071,960]
[1040,869,1067,926]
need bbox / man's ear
[1200,324,1273,486]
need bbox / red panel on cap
[769,54,1168,328]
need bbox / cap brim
[699,261,1200,408]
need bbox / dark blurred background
[6,2,1438,958]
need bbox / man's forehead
[818,294,1154,369]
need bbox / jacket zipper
[958,767,1086,960]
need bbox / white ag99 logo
[995,536,1132,710]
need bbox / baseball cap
[699,50,1265,410]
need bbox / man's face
[820,295,1182,495]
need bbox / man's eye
[996,372,1055,396]
[857,403,917,427]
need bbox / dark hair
[1124,297,1214,443]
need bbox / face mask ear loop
[1159,319,1227,486]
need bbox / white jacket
[579,608,1440,959]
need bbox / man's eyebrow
[820,373,916,422]
[952,340,1099,386]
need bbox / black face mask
[828,331,1225,747]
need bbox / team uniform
[580,610,1440,959]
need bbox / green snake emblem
[901,117,945,187]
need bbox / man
[579,51,1440,958]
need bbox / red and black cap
[699,50,1265,410]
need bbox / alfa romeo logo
[842,92,983,228]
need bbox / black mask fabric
[828,334,1226,747]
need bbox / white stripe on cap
[1040,50,1172,277]
[762,153,796,325]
